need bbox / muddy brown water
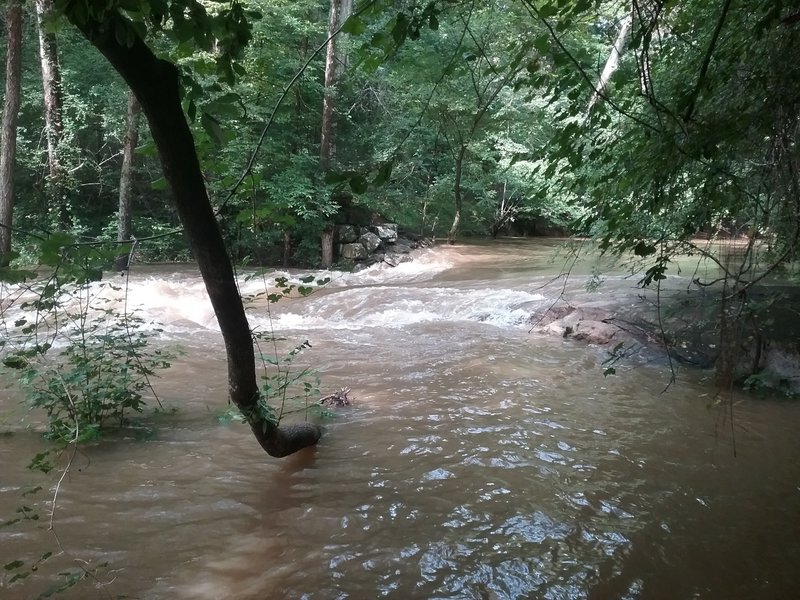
[1,239,800,599]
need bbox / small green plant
[258,336,319,418]
[602,341,631,377]
[15,313,174,443]
[2,277,176,443]
[229,271,331,425]
[585,266,605,292]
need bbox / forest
[2,0,800,597]
[0,0,795,266]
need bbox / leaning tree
[54,0,322,457]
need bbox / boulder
[373,223,398,243]
[387,242,412,254]
[396,235,418,249]
[340,242,368,260]
[359,232,382,253]
[384,253,413,267]
[532,305,636,347]
[337,224,358,243]
[754,344,800,394]
[571,320,620,345]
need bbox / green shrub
[2,280,176,443]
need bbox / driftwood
[319,387,352,408]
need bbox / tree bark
[35,0,69,228]
[321,226,334,266]
[282,230,291,268]
[444,53,519,245]
[586,14,632,117]
[71,14,322,458]
[319,0,353,172]
[447,144,466,245]
[0,0,23,263]
[116,91,141,271]
[319,0,353,267]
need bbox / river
[1,239,800,599]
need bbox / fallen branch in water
[318,387,352,408]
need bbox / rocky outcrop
[340,242,368,260]
[534,305,623,345]
[530,293,800,396]
[359,231,382,253]
[335,223,431,269]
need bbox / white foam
[252,287,547,331]
[0,249,542,339]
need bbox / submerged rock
[387,242,413,255]
[384,253,413,267]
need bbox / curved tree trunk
[0,0,23,264]
[116,91,141,271]
[71,14,322,458]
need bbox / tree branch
[682,0,733,123]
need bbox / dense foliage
[0,0,796,270]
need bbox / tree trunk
[447,144,467,245]
[319,0,353,267]
[0,0,23,264]
[282,230,291,268]
[35,0,69,228]
[321,226,334,267]
[71,14,322,458]
[319,0,353,172]
[116,91,141,271]
[586,13,632,117]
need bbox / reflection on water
[2,240,800,599]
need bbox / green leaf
[201,112,227,144]
[372,162,393,187]
[392,14,409,44]
[39,232,74,266]
[118,0,143,11]
[0,264,35,284]
[341,15,365,35]
[3,355,28,370]
[349,175,369,194]
[325,170,356,184]
[206,93,241,118]
[4,560,24,571]
[633,242,656,257]
[539,3,558,18]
